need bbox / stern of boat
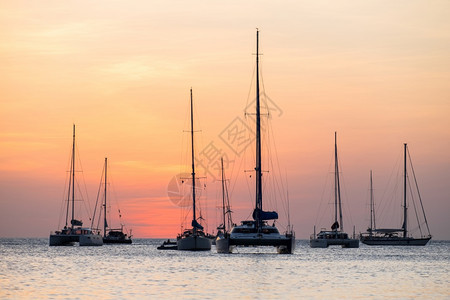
[79,233,103,246]
[177,235,211,251]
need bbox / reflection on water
[0,239,449,299]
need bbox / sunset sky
[1,1,449,240]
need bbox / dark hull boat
[360,144,431,246]
[175,89,211,251]
[310,132,359,248]
[216,30,295,254]
[157,239,178,250]
[215,158,235,254]
[103,230,132,244]
[96,157,132,245]
[310,230,359,248]
[361,235,430,246]
[49,125,103,247]
[50,226,103,246]
[216,221,296,254]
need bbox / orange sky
[1,1,449,239]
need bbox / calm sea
[0,238,448,299]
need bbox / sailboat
[360,143,432,246]
[49,125,103,246]
[176,88,212,251]
[215,158,235,253]
[310,132,359,248]
[97,157,132,244]
[216,30,295,254]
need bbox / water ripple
[1,238,449,299]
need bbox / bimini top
[252,208,278,221]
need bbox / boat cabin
[53,227,96,236]
[178,228,207,239]
[230,221,281,235]
[316,230,349,240]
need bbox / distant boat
[176,89,212,251]
[216,30,295,254]
[360,144,432,246]
[97,157,132,244]
[310,132,359,248]
[49,125,103,246]
[157,239,178,250]
[215,158,235,253]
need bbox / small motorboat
[157,239,178,250]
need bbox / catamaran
[360,144,432,246]
[49,125,103,246]
[216,30,295,254]
[310,132,359,248]
[176,89,212,251]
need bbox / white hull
[222,221,295,254]
[310,238,359,248]
[49,233,103,246]
[50,127,103,248]
[79,233,103,246]
[216,235,295,254]
[215,235,235,254]
[177,235,211,251]
[49,227,103,246]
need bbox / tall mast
[71,124,75,229]
[334,132,338,226]
[335,132,343,231]
[287,179,291,233]
[255,29,262,227]
[104,157,108,237]
[338,141,343,231]
[65,172,70,227]
[65,127,73,227]
[369,170,375,234]
[403,143,408,238]
[190,88,197,233]
[221,157,226,232]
